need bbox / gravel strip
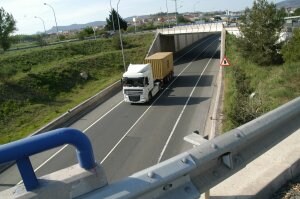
[272,175,300,199]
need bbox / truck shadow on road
[174,49,220,65]
[132,75,213,107]
[152,96,210,106]
[170,75,214,88]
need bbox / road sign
[220,56,231,66]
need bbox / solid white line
[157,41,220,163]
[82,100,124,133]
[17,100,124,185]
[18,35,217,184]
[100,39,217,164]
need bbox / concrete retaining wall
[147,32,213,57]
[174,32,210,52]
[31,81,122,135]
[146,32,161,57]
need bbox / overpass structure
[147,22,223,56]
[1,23,299,199]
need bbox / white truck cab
[122,64,160,103]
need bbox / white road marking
[17,35,218,185]
[100,38,218,164]
[157,42,220,163]
[17,100,124,184]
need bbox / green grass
[10,41,38,49]
[0,33,154,144]
[222,34,300,132]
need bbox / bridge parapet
[157,22,223,35]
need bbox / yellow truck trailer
[122,52,174,103]
[144,52,174,83]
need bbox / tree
[106,9,128,31]
[177,15,192,24]
[77,27,94,40]
[36,34,47,46]
[293,8,300,16]
[83,27,94,35]
[0,7,16,51]
[281,29,300,63]
[238,0,285,65]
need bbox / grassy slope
[0,34,154,144]
[223,34,300,132]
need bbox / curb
[208,128,300,199]
[255,148,300,198]
[30,80,122,136]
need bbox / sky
[1,0,279,35]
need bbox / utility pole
[174,0,178,25]
[166,0,170,28]
[117,0,126,72]
[110,0,116,31]
[170,0,178,25]
[193,1,200,17]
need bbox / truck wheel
[148,92,152,102]
[167,74,171,83]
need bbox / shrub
[282,29,300,63]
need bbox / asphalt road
[0,33,221,192]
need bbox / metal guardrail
[1,97,299,198]
[79,96,300,199]
[0,128,96,191]
[1,97,300,198]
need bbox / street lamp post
[92,27,97,40]
[169,0,179,25]
[117,0,126,72]
[34,16,46,34]
[110,0,116,31]
[174,0,178,25]
[194,1,200,16]
[44,3,59,36]
[166,0,170,28]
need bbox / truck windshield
[122,77,145,87]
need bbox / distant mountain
[46,21,106,34]
[276,0,300,9]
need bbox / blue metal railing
[0,128,96,191]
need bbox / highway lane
[101,36,221,181]
[0,34,220,191]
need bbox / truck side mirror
[145,77,149,85]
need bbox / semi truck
[122,52,174,103]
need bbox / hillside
[0,33,154,144]
[46,21,106,34]
[276,0,300,9]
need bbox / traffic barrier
[1,97,299,198]
[81,97,300,198]
[0,128,96,191]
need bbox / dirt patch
[272,175,300,199]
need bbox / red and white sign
[220,56,231,66]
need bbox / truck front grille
[124,89,143,96]
[129,96,140,102]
